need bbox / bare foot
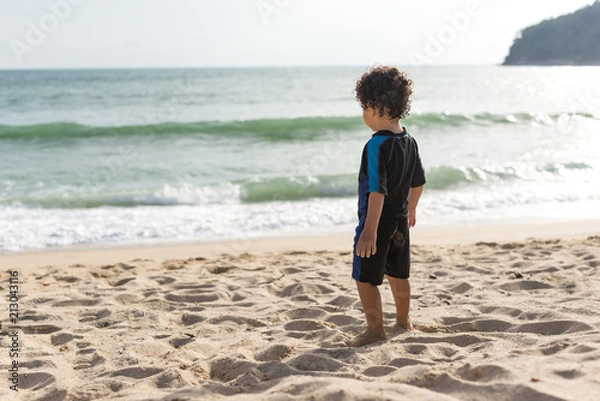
[396,317,414,331]
[347,328,387,347]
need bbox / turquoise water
[1,66,599,252]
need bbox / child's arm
[407,185,424,228]
[356,191,385,258]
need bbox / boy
[350,66,426,347]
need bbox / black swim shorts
[352,212,411,286]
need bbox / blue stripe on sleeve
[367,136,387,193]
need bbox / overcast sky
[0,0,595,69]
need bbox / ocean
[1,66,599,253]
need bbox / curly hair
[355,66,413,120]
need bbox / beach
[1,66,599,400]
[2,220,599,401]
[2,0,600,397]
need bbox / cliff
[503,1,600,66]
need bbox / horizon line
[0,63,507,72]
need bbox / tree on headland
[503,1,600,66]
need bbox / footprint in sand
[39,389,69,401]
[569,344,597,354]
[106,263,136,270]
[113,293,144,304]
[21,311,52,322]
[288,353,344,372]
[280,282,335,297]
[209,357,258,382]
[388,357,432,368]
[207,264,236,274]
[326,295,358,308]
[19,372,57,391]
[52,298,101,307]
[78,308,111,323]
[554,368,584,379]
[108,277,136,287]
[165,293,219,303]
[516,320,594,336]
[230,368,268,388]
[181,312,205,326]
[478,305,522,317]
[498,281,553,291]
[169,334,196,348]
[19,360,56,370]
[255,344,295,361]
[110,366,163,379]
[450,318,514,332]
[174,281,216,289]
[280,266,304,275]
[362,365,398,377]
[149,275,177,285]
[22,324,62,335]
[326,314,361,326]
[155,369,188,389]
[52,275,80,283]
[582,254,599,267]
[404,334,489,348]
[50,332,74,346]
[455,363,513,383]
[285,308,327,320]
[162,261,185,270]
[448,282,473,294]
[403,344,427,355]
[73,352,105,370]
[284,320,325,332]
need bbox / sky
[0,0,596,69]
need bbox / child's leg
[349,281,387,346]
[386,276,413,330]
[356,281,385,333]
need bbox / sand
[1,221,599,401]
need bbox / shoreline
[2,218,599,400]
[3,219,599,270]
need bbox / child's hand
[408,209,417,228]
[356,231,377,258]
